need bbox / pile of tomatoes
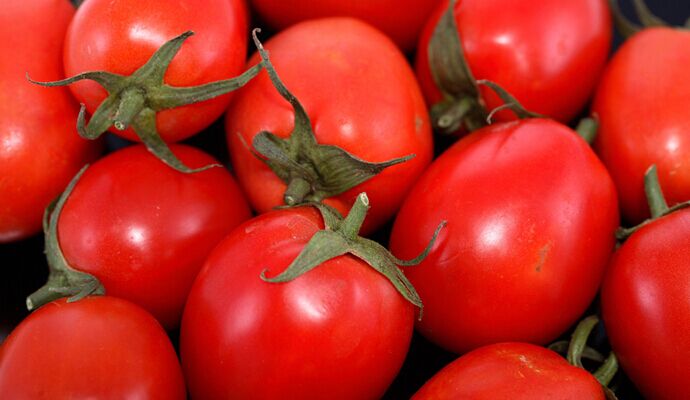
[1,0,689,398]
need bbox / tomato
[249,0,442,52]
[226,18,433,234]
[593,28,690,224]
[415,0,611,127]
[389,118,618,354]
[180,206,414,399]
[63,0,248,143]
[0,0,100,242]
[413,342,604,399]
[0,296,185,398]
[55,144,251,329]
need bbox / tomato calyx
[475,80,543,124]
[28,31,263,173]
[574,116,599,144]
[249,29,415,206]
[608,0,680,38]
[26,166,105,311]
[261,193,446,314]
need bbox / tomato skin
[390,119,618,354]
[593,28,690,224]
[226,18,433,234]
[0,296,186,399]
[0,0,101,243]
[416,0,611,124]
[181,207,414,399]
[413,342,604,399]
[63,0,248,143]
[601,209,690,399]
[58,144,251,329]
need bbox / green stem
[113,87,146,131]
[340,193,369,239]
[594,352,619,387]
[567,315,599,367]
[644,165,669,218]
[575,117,598,144]
[285,177,312,206]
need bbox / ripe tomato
[56,144,251,329]
[181,207,414,399]
[0,0,100,242]
[593,28,690,224]
[416,0,611,126]
[390,118,618,354]
[0,296,186,398]
[249,0,442,52]
[226,18,433,234]
[413,342,604,399]
[63,0,248,143]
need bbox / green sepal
[575,117,599,144]
[566,315,619,389]
[26,166,105,311]
[250,29,415,206]
[476,80,543,123]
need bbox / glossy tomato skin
[64,0,248,143]
[413,342,604,399]
[593,28,690,224]
[58,144,251,329]
[601,209,690,399]
[226,18,433,234]
[0,0,101,243]
[250,0,442,52]
[0,296,185,399]
[390,119,618,354]
[416,0,611,124]
[181,207,414,399]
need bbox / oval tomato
[181,207,414,399]
[390,118,618,354]
[0,0,100,242]
[226,18,433,234]
[56,144,251,329]
[63,0,248,143]
[0,296,185,398]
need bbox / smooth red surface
[390,119,618,354]
[412,342,604,399]
[58,145,251,329]
[181,207,414,399]
[416,0,611,125]
[226,18,433,234]
[0,297,186,399]
[63,0,248,142]
[593,28,690,224]
[0,0,101,242]
[602,208,690,400]
[250,0,442,52]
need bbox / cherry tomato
[226,18,433,234]
[390,118,618,354]
[593,28,690,224]
[63,0,248,143]
[0,0,100,242]
[57,144,251,329]
[181,207,414,399]
[0,296,186,398]
[416,0,611,125]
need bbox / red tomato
[413,342,604,399]
[416,0,611,125]
[249,0,442,52]
[57,144,251,329]
[63,0,248,143]
[181,207,414,399]
[390,118,618,354]
[601,208,690,399]
[226,18,433,234]
[0,296,185,398]
[593,28,690,224]
[0,0,100,242]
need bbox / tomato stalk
[608,0,673,38]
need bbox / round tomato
[63,0,248,143]
[0,0,100,242]
[181,206,414,399]
[0,296,185,398]
[593,28,690,224]
[55,144,251,329]
[226,18,433,234]
[389,118,618,354]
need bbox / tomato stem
[593,352,619,387]
[644,165,669,218]
[575,117,598,144]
